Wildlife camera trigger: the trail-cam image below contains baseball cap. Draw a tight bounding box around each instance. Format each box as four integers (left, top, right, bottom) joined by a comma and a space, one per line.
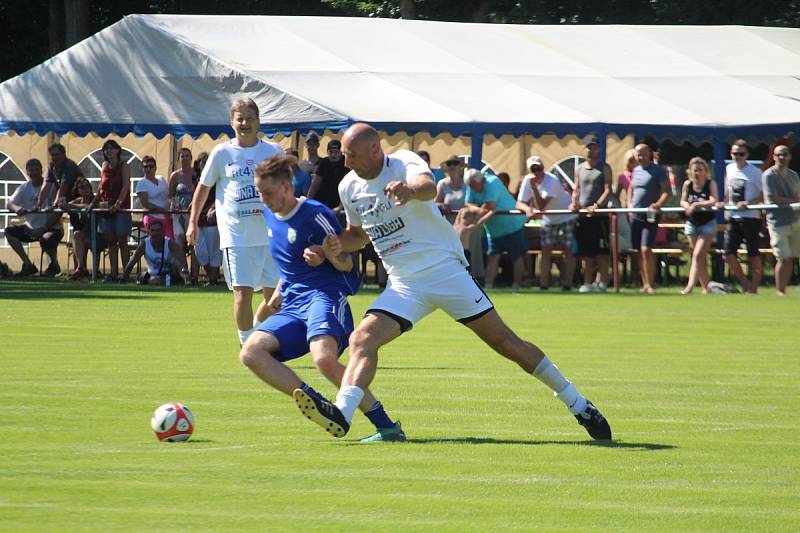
327, 139, 342, 151
305, 131, 320, 143
526, 156, 543, 169
583, 134, 599, 146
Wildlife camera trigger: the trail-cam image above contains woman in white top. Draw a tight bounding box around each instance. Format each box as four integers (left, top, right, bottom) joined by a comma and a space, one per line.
135, 155, 174, 238
435, 155, 484, 278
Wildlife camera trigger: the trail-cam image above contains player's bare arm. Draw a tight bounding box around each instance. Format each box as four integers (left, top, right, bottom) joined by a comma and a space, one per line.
321, 234, 353, 272
384, 172, 436, 205
338, 224, 371, 253
187, 183, 211, 246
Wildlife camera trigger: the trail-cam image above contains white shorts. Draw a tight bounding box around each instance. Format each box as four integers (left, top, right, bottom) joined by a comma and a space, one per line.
367, 263, 494, 331
222, 244, 279, 291
195, 226, 222, 268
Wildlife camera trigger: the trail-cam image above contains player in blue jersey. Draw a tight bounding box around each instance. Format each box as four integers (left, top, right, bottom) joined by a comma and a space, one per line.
238, 155, 405, 443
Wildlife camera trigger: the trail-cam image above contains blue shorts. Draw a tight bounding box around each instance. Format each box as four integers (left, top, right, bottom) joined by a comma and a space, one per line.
99, 212, 132, 238
486, 227, 528, 260
630, 218, 658, 249
257, 289, 354, 362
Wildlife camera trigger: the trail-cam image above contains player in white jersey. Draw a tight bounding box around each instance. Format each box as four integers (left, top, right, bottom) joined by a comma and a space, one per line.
187, 98, 284, 345
293, 123, 612, 441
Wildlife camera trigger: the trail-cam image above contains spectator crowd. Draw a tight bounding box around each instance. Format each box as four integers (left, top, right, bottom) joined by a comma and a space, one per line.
2, 135, 799, 295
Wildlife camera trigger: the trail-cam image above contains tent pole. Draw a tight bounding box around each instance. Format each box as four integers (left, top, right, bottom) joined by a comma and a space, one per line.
598, 126, 619, 292
470, 125, 483, 169
712, 135, 728, 281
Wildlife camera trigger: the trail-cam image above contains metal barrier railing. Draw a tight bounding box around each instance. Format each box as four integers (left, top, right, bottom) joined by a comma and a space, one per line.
1, 203, 798, 287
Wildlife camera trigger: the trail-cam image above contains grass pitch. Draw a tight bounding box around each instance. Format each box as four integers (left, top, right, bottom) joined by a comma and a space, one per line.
1, 280, 798, 531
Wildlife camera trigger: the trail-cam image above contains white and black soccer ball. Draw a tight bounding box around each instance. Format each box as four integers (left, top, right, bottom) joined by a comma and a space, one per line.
151, 402, 195, 442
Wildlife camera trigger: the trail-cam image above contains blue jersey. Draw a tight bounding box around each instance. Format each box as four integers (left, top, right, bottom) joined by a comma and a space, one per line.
264, 198, 360, 298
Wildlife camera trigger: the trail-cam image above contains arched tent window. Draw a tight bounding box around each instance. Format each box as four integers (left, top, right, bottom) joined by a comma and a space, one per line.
79, 147, 143, 206
0, 152, 27, 209
1, 153, 27, 246
550, 155, 583, 191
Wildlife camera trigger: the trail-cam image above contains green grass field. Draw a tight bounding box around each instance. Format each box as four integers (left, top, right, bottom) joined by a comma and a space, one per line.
1, 280, 798, 532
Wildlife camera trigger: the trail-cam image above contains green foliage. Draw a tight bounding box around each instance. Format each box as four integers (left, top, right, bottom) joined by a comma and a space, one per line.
1, 281, 798, 530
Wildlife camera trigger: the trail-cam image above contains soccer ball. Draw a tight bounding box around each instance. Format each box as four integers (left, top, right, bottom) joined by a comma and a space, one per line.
151, 402, 195, 442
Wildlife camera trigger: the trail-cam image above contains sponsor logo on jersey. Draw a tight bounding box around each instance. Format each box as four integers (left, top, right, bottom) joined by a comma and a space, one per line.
378, 239, 411, 256
235, 185, 259, 202
365, 217, 405, 240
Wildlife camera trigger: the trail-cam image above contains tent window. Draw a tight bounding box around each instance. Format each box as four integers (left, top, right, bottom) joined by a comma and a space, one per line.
550, 155, 584, 190
1, 152, 27, 246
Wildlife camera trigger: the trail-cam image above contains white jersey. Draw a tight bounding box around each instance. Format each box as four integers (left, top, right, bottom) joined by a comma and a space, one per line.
144, 236, 172, 276
200, 138, 284, 248
725, 162, 763, 219
518, 172, 576, 225
339, 150, 468, 280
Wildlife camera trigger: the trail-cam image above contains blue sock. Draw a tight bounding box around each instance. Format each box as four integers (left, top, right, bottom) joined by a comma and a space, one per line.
300, 383, 324, 401
364, 401, 394, 430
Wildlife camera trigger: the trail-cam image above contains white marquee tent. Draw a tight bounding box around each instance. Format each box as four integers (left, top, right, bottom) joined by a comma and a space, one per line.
2, 14, 800, 145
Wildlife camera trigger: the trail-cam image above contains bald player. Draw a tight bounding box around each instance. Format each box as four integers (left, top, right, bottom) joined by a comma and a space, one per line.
292, 123, 612, 441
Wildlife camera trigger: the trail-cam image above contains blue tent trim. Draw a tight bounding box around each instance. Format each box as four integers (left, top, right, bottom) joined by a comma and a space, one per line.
1, 119, 796, 143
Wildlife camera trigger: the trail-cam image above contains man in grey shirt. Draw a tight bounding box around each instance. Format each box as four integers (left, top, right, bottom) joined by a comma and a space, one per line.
628, 144, 670, 294
571, 135, 612, 293
762, 144, 800, 295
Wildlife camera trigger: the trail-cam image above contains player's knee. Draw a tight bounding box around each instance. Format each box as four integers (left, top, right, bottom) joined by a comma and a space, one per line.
348, 329, 378, 359
312, 353, 340, 379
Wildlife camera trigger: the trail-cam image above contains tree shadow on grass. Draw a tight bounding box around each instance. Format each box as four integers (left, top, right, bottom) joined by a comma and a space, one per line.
401, 437, 675, 451
0, 280, 158, 301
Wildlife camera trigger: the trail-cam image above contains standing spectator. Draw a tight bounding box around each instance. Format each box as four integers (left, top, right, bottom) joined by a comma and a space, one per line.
762, 144, 800, 296
186, 98, 283, 345
298, 131, 321, 175
436, 155, 485, 279
571, 135, 612, 293
121, 218, 189, 286
628, 144, 670, 294
87, 140, 132, 282
517, 156, 577, 290
67, 177, 107, 280
417, 150, 443, 182
5, 159, 63, 277
679, 157, 719, 294
466, 169, 527, 289
135, 156, 173, 238
169, 149, 195, 238
286, 149, 312, 197
723, 140, 764, 294
435, 155, 466, 217
616, 149, 637, 206
308, 139, 348, 211
192, 152, 221, 286
36, 143, 85, 211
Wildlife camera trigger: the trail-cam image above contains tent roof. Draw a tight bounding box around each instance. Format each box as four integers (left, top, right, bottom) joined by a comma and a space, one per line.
1, 14, 799, 140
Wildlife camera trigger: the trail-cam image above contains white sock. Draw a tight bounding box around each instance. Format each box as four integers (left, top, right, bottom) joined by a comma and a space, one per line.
238, 327, 255, 346
532, 356, 587, 415
335, 386, 365, 423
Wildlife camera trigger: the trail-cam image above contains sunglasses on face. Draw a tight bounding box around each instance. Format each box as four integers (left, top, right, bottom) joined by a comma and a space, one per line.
446, 162, 461, 167
143, 164, 155, 169
732, 152, 747, 157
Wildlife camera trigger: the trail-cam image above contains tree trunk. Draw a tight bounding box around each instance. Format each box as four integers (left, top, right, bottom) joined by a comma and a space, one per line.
49, 0, 64, 56
63, 0, 90, 48
400, 0, 417, 19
